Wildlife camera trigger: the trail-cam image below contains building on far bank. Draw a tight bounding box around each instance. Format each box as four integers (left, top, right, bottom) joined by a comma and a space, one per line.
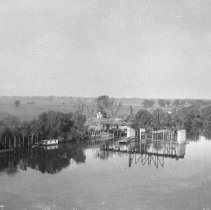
97, 112, 103, 119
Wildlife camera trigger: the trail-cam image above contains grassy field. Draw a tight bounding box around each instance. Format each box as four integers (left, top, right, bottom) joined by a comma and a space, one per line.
0, 100, 140, 122
0, 96, 142, 122
1, 96, 209, 122
0, 103, 76, 122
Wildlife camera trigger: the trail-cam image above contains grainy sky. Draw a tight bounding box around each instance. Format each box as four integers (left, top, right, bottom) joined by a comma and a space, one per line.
0, 0, 211, 98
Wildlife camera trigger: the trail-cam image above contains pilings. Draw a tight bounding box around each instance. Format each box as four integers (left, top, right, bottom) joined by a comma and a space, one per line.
0, 133, 39, 151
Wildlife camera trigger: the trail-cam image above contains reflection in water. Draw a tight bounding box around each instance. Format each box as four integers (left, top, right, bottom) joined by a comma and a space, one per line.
98, 139, 187, 169
128, 141, 186, 169
0, 143, 86, 175
0, 139, 187, 176
187, 131, 200, 141
0, 137, 188, 175
1, 137, 211, 209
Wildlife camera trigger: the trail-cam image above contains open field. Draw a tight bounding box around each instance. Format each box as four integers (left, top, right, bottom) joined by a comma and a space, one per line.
0, 103, 142, 122
0, 96, 145, 122
1, 96, 211, 122
0, 103, 76, 122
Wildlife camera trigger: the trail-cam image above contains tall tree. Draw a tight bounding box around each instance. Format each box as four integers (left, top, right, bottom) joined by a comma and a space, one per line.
142, 99, 155, 109
74, 100, 86, 115
165, 100, 171, 107
151, 109, 172, 129
126, 105, 134, 122
14, 100, 20, 108
158, 99, 165, 107
134, 109, 152, 128
129, 105, 134, 116
173, 99, 180, 107
96, 95, 115, 118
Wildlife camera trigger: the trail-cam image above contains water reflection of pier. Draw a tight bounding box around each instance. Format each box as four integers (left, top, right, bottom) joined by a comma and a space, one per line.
129, 153, 165, 169
99, 128, 187, 168
128, 141, 186, 169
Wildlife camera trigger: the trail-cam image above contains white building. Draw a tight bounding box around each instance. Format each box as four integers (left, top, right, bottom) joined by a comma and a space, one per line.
127, 127, 135, 138
96, 111, 103, 119
177, 130, 186, 143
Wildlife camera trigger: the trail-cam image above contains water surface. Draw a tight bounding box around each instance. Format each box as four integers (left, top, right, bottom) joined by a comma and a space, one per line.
0, 137, 211, 210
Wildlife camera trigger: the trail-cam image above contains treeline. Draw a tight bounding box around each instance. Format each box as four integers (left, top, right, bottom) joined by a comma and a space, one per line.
128, 105, 211, 139
0, 111, 88, 146
142, 99, 211, 109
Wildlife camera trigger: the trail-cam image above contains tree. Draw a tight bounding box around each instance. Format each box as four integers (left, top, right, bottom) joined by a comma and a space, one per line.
142, 99, 155, 109
176, 106, 203, 132
173, 99, 180, 107
74, 100, 86, 115
126, 105, 134, 123
180, 100, 186, 107
33, 111, 75, 139
134, 109, 152, 128
151, 109, 172, 129
14, 100, 20, 108
129, 105, 133, 116
2, 115, 20, 127
96, 95, 115, 118
165, 100, 171, 107
112, 102, 122, 118
158, 99, 165, 107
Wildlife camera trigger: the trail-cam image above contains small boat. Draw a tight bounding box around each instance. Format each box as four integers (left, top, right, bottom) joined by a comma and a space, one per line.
40, 139, 59, 146
42, 145, 59, 150
31, 144, 38, 148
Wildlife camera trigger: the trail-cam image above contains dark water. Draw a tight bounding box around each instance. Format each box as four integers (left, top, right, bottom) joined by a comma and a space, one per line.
0, 138, 211, 210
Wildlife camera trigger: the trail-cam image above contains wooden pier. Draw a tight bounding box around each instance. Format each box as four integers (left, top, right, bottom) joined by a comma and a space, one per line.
0, 133, 39, 153
127, 138, 186, 168
101, 128, 187, 168
140, 129, 177, 143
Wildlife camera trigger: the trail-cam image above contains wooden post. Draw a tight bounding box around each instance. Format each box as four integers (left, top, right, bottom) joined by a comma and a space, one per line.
163, 131, 164, 143
14, 136, 16, 148
31, 134, 34, 145
4, 136, 6, 149
19, 136, 21, 148
22, 134, 24, 147
9, 136, 11, 149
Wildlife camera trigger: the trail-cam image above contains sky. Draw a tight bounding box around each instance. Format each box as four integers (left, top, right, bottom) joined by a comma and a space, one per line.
0, 0, 211, 99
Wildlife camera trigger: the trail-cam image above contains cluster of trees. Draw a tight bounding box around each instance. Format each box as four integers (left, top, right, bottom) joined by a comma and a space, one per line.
172, 99, 186, 107
30, 111, 87, 140
96, 95, 122, 118
143, 99, 211, 110
0, 111, 88, 147
142, 99, 155, 109
201, 106, 211, 138
158, 99, 171, 107
132, 109, 172, 129
130, 105, 211, 139
142, 99, 172, 109
14, 100, 20, 108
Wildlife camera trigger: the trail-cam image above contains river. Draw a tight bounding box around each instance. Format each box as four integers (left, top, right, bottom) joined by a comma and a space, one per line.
0, 137, 211, 210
